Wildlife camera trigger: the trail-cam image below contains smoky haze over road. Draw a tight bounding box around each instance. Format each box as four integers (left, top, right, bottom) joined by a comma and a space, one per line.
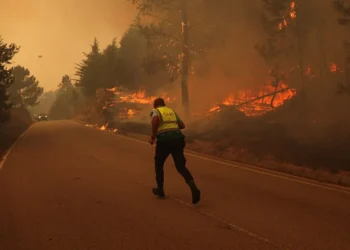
0, 121, 349, 250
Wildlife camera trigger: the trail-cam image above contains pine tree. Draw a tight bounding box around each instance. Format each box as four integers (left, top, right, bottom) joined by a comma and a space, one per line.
75, 38, 104, 97
256, 0, 317, 115
101, 38, 121, 89
130, 0, 225, 117
9, 65, 44, 107
0, 37, 19, 123
49, 75, 79, 119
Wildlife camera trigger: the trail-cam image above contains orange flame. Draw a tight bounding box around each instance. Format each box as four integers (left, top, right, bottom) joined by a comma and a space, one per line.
102, 87, 175, 119
119, 108, 139, 119
209, 81, 296, 116
100, 123, 108, 131
278, 1, 296, 30
106, 88, 175, 105
330, 63, 338, 72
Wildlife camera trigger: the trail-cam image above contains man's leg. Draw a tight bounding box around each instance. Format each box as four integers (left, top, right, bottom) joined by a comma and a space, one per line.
170, 138, 201, 204
153, 141, 170, 198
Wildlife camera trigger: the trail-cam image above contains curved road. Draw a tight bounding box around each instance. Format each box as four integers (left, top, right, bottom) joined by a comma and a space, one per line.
0, 120, 349, 250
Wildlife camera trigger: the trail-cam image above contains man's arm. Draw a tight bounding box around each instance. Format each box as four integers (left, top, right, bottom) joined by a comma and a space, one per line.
178, 120, 185, 129
175, 113, 185, 129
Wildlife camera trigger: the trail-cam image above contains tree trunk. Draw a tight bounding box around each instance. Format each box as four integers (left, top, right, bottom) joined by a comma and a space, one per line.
18, 88, 24, 107
317, 21, 328, 79
345, 48, 350, 89
181, 0, 190, 118
296, 28, 307, 119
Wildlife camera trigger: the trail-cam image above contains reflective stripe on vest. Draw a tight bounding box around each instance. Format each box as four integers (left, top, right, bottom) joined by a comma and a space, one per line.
156, 106, 179, 135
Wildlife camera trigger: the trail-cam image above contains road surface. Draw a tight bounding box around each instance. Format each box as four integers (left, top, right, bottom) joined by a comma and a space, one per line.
0, 120, 349, 250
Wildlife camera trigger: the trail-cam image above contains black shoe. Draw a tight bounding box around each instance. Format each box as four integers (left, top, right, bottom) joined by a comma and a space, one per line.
187, 180, 201, 204
152, 188, 165, 198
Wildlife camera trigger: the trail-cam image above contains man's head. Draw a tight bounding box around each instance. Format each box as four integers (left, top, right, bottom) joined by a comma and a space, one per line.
153, 97, 166, 109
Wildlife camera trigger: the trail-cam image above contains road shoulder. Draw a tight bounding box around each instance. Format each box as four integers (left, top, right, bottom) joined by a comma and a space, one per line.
73, 119, 350, 191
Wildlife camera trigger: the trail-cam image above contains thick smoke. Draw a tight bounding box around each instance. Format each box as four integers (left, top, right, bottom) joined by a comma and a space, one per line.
186, 0, 350, 116
0, 0, 137, 91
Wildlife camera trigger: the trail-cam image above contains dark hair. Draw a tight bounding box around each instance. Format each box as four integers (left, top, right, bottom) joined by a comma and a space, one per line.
153, 97, 165, 108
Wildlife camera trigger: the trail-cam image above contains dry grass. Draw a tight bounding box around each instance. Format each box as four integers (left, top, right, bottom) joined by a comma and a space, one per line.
117, 131, 350, 187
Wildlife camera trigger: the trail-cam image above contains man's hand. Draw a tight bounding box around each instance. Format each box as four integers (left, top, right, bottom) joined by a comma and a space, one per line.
149, 136, 155, 145
178, 120, 185, 129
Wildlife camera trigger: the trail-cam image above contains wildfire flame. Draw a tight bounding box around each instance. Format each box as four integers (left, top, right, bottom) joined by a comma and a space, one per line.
127, 109, 137, 116
278, 1, 296, 30
118, 108, 139, 119
330, 63, 338, 72
102, 87, 175, 120
100, 123, 108, 131
106, 87, 174, 105
209, 81, 296, 116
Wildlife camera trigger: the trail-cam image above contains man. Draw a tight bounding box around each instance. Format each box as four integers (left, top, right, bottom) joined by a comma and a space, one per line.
149, 98, 201, 204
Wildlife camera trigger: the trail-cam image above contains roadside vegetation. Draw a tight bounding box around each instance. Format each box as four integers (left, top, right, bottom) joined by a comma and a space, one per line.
0, 37, 44, 157
2, 1, 350, 183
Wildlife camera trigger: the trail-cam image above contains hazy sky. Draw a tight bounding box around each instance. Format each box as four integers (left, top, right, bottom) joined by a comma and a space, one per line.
0, 0, 136, 91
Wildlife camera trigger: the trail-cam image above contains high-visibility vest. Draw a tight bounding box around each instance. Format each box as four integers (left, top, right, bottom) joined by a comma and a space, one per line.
155, 106, 179, 135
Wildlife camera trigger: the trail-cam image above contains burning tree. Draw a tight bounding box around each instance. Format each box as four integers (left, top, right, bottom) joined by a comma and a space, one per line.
256, 0, 321, 116
102, 87, 175, 122
130, 0, 231, 117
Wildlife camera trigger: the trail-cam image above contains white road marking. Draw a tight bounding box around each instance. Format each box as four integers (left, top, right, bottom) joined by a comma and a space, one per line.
90, 153, 280, 248
112, 133, 350, 195
78, 121, 350, 194
0, 126, 31, 169
169, 196, 283, 248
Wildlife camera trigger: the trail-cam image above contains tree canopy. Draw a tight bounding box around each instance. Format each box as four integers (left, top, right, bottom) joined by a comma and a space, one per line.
9, 65, 44, 108
49, 75, 80, 120
0, 37, 19, 123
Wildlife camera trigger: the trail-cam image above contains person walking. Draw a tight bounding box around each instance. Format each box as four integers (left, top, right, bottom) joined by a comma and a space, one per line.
149, 98, 201, 204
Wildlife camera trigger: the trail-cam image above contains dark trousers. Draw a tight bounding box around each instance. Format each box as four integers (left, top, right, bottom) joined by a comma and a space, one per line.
154, 137, 194, 189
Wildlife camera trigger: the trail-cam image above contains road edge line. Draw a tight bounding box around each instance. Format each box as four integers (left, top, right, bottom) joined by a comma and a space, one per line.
74, 120, 350, 195
113, 133, 350, 195
0, 124, 32, 170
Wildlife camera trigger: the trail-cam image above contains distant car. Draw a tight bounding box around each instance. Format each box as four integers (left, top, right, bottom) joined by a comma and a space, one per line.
36, 114, 48, 121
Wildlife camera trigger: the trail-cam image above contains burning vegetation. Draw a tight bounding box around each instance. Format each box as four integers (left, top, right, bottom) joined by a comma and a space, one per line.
66, 0, 350, 173
278, 1, 297, 30
99, 87, 175, 121
209, 81, 296, 116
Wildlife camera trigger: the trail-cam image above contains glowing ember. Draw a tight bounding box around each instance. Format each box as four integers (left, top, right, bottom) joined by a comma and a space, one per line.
290, 1, 296, 18
119, 108, 139, 119
278, 1, 296, 30
127, 109, 137, 116
210, 81, 296, 116
330, 63, 338, 72
209, 106, 220, 113
100, 123, 108, 131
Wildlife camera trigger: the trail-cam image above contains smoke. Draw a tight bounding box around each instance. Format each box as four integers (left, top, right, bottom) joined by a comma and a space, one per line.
187, 0, 267, 114
0, 0, 137, 91
186, 0, 350, 116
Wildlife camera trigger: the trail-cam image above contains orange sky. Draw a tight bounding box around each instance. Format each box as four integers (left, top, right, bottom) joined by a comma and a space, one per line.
0, 0, 136, 91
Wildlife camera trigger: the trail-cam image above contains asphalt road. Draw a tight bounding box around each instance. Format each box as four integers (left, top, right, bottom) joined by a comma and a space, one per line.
0, 120, 349, 250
